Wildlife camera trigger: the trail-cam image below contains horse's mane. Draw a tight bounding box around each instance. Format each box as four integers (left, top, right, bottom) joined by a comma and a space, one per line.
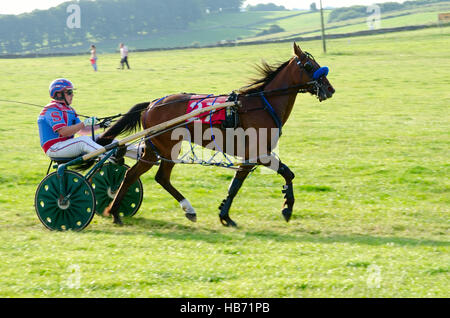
238, 59, 291, 95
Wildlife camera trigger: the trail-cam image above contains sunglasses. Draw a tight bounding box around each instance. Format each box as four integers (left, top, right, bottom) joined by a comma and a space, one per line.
65, 90, 74, 96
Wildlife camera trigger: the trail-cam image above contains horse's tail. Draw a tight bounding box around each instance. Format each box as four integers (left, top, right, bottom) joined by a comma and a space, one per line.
96, 102, 150, 146
70, 102, 149, 172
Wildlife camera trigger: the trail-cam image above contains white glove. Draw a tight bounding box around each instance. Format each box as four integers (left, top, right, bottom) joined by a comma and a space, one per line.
99, 119, 112, 128
83, 117, 99, 127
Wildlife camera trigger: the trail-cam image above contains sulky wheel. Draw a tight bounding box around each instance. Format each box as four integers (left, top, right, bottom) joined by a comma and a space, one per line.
35, 170, 96, 231
91, 163, 143, 218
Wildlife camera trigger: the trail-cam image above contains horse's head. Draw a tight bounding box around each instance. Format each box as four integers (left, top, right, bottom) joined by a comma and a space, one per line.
292, 42, 335, 102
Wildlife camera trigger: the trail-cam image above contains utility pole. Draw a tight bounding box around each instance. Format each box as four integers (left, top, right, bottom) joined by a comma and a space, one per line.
319, 0, 327, 53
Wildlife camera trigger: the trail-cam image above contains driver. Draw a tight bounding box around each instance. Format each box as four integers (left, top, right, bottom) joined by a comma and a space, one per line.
37, 78, 103, 159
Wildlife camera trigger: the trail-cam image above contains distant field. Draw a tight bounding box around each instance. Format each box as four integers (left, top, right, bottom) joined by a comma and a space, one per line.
305, 11, 448, 37
239, 3, 450, 43
125, 2, 450, 49
10, 3, 450, 54
0, 27, 448, 297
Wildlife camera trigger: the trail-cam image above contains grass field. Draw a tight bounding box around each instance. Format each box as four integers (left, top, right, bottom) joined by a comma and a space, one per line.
0, 26, 449, 298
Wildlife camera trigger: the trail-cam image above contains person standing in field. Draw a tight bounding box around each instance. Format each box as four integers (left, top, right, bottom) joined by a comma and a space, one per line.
90, 45, 98, 72
119, 43, 130, 70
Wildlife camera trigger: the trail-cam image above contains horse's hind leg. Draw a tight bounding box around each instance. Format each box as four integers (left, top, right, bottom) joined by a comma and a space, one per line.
104, 153, 156, 225
154, 161, 197, 222
219, 165, 255, 227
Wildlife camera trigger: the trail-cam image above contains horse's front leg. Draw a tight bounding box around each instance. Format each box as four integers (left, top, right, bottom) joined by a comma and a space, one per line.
260, 156, 295, 222
277, 162, 295, 222
219, 165, 255, 227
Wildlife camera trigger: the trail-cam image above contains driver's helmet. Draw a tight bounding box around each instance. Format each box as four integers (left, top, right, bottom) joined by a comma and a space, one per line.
49, 78, 75, 99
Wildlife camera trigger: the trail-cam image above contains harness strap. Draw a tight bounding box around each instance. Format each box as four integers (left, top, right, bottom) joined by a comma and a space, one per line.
208, 97, 234, 166
91, 124, 95, 142
259, 93, 282, 137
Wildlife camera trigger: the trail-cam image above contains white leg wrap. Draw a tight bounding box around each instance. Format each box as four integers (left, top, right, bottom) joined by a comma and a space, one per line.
180, 199, 196, 215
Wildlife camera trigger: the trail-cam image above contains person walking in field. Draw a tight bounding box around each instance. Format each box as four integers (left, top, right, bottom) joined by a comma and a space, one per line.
119, 43, 130, 69
38, 78, 103, 159
90, 44, 98, 71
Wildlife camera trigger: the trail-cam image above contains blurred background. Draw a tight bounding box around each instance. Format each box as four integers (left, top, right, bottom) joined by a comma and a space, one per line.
1, 0, 449, 56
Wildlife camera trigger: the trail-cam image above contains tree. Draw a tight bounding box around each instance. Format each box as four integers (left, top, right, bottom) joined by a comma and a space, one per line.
0, 0, 240, 54
310, 2, 317, 11
247, 3, 288, 11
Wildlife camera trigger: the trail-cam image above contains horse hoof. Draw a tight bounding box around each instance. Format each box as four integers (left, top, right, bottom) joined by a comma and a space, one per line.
220, 216, 237, 228
282, 208, 292, 222
185, 213, 197, 222
180, 200, 196, 222
113, 216, 124, 226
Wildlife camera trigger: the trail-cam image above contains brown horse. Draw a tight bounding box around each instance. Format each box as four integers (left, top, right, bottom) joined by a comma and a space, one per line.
96, 42, 335, 227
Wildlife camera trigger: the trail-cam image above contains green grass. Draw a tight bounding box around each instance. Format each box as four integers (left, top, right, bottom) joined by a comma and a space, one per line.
0, 26, 449, 297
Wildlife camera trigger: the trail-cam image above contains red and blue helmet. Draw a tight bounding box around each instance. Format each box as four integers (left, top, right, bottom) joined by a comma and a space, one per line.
49, 78, 75, 99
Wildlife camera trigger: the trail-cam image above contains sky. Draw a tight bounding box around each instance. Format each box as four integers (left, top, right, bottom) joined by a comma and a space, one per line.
0, 0, 405, 15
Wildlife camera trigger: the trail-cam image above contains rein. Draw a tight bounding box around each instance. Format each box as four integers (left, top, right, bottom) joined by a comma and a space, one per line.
0, 99, 120, 127
100, 81, 316, 123
3, 54, 323, 130
92, 81, 317, 137
0, 99, 91, 118
147, 81, 314, 109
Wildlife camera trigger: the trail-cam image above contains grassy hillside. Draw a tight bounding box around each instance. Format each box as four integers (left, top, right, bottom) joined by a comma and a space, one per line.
239, 2, 450, 43
93, 11, 307, 53
0, 26, 448, 297
5, 1, 450, 55
115, 1, 450, 51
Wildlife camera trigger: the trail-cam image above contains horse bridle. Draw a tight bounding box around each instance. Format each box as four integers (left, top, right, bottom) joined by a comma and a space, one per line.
294, 52, 324, 97
248, 52, 329, 136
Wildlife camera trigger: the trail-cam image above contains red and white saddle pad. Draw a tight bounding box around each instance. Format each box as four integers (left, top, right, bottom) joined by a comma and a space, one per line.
186, 95, 228, 124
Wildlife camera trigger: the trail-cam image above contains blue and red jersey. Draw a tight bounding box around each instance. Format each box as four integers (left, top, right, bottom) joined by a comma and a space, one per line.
37, 101, 81, 153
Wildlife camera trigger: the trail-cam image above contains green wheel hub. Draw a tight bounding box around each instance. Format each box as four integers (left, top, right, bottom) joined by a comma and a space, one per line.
35, 171, 96, 231
91, 163, 143, 217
